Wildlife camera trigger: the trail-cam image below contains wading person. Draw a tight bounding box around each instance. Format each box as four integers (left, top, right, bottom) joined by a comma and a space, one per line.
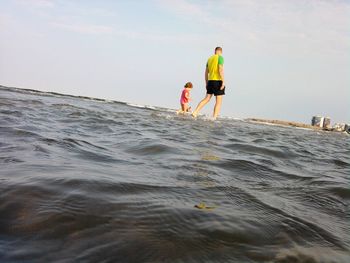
176, 82, 193, 114
192, 47, 225, 119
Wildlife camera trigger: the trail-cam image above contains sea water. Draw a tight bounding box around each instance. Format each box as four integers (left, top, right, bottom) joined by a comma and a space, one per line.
0, 85, 349, 263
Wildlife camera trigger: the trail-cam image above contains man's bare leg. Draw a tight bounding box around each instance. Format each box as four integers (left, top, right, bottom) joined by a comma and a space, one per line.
213, 95, 223, 119
192, 94, 212, 117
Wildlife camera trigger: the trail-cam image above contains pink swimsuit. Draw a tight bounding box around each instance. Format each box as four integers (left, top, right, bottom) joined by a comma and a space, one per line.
180, 89, 189, 104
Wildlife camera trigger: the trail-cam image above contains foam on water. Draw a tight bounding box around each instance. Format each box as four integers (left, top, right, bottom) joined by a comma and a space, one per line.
1, 85, 349, 263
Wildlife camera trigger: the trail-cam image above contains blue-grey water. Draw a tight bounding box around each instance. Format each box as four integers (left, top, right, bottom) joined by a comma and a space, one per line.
0, 85, 349, 263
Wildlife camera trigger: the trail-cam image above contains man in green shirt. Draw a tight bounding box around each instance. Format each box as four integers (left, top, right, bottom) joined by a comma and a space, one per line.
192, 47, 225, 119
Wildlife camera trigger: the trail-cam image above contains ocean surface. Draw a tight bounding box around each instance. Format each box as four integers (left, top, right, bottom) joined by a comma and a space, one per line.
0, 85, 349, 263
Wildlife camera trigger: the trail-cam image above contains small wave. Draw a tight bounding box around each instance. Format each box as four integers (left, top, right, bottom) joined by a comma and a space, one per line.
50, 103, 86, 110
220, 116, 244, 121
328, 186, 350, 199
332, 158, 349, 167
126, 102, 158, 111
0, 126, 42, 140
126, 142, 180, 156
273, 246, 350, 263
224, 142, 296, 159
38, 137, 123, 163
126, 103, 147, 108
0, 157, 24, 163
0, 109, 24, 117
210, 158, 272, 176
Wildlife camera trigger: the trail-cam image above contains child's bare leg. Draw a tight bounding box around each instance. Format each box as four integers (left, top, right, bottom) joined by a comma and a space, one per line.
177, 104, 188, 115
177, 104, 184, 114
182, 103, 189, 113
192, 94, 212, 117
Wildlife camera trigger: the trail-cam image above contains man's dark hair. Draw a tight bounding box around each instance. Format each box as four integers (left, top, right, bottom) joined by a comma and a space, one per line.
215, 47, 222, 52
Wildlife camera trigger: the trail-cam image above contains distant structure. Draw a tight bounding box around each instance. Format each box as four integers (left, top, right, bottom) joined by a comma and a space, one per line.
333, 123, 349, 132
311, 116, 331, 129
312, 116, 349, 133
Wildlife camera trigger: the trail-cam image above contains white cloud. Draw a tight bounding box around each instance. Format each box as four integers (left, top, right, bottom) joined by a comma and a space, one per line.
156, 0, 212, 25
75, 7, 117, 18
157, 0, 350, 56
51, 22, 114, 35
158, 0, 206, 18
51, 22, 193, 42
0, 13, 13, 24
15, 0, 54, 8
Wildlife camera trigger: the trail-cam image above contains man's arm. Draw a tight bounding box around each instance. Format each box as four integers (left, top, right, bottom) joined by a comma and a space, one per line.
219, 65, 225, 90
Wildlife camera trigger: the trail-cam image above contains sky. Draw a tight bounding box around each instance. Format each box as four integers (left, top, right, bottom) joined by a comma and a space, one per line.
0, 0, 349, 123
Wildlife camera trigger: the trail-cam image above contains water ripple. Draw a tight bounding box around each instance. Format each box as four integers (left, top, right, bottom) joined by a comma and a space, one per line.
1, 85, 349, 263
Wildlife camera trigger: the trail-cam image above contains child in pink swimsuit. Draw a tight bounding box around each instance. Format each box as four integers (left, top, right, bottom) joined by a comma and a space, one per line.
177, 82, 193, 114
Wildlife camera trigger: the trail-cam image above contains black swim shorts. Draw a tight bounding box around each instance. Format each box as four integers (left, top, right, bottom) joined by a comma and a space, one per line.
206, 80, 225, 96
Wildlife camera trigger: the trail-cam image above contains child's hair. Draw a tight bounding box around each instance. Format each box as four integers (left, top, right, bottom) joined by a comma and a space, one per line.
184, 82, 193, 89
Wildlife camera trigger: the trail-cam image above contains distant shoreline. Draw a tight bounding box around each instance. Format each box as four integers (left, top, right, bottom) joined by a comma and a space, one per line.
246, 118, 349, 134
247, 118, 319, 129
1, 84, 348, 134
